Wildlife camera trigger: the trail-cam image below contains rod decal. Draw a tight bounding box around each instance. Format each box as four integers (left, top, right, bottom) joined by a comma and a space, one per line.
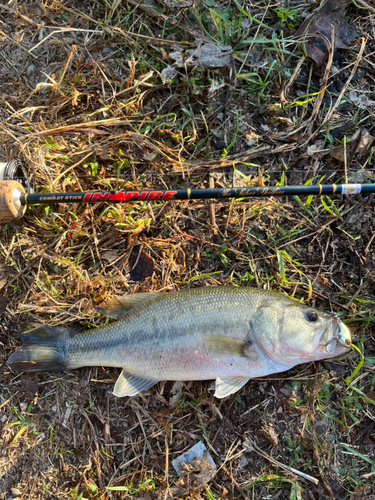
341, 184, 361, 195
82, 190, 178, 203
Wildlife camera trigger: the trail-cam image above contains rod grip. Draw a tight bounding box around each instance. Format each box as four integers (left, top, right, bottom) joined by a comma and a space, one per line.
0, 181, 26, 221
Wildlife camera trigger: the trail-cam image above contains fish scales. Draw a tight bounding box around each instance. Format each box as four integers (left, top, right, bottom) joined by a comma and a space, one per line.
67, 288, 272, 380
7, 286, 352, 399
67, 287, 276, 378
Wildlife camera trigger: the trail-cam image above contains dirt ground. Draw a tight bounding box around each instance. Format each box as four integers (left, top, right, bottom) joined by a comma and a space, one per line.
0, 0, 375, 499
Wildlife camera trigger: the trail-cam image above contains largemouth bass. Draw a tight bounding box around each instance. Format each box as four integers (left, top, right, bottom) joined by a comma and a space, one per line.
7, 287, 351, 399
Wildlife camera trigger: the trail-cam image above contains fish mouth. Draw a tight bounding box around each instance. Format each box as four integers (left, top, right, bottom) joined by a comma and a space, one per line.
338, 321, 351, 347
319, 317, 351, 354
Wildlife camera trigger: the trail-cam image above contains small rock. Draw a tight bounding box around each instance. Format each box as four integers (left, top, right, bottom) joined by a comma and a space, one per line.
173, 441, 216, 477
11, 488, 22, 497
26, 64, 35, 74
243, 439, 254, 452
280, 388, 292, 398
169, 43, 232, 68
169, 381, 184, 406
34, 432, 46, 445
161, 65, 177, 83
102, 250, 119, 262
79, 377, 88, 388
315, 417, 330, 435
307, 142, 326, 156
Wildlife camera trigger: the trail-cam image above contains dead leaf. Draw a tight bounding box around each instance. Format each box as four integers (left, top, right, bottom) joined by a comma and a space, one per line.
365, 392, 375, 402
173, 441, 216, 487
165, 0, 193, 7
20, 374, 38, 402
258, 421, 279, 448
169, 43, 232, 68
161, 65, 177, 83
128, 246, 154, 281
102, 250, 120, 262
152, 410, 172, 427
331, 128, 375, 162
169, 381, 184, 406
0, 296, 7, 316
0, 273, 11, 291
348, 90, 375, 110
295, 0, 357, 66
307, 143, 326, 156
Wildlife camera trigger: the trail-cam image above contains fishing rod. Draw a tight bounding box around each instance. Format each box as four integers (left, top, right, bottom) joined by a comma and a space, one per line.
0, 159, 374, 221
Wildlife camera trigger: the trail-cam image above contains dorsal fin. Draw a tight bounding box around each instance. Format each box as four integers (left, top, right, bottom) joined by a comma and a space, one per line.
96, 292, 161, 319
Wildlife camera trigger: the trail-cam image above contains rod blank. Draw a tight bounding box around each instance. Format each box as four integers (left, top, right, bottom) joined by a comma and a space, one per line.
20, 183, 374, 205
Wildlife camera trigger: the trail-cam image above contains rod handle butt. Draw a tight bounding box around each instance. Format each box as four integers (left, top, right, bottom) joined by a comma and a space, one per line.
0, 181, 26, 221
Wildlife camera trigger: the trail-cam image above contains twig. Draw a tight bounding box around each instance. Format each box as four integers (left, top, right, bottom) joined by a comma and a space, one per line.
346, 278, 370, 307
0, 3, 38, 27
28, 28, 102, 55
53, 151, 93, 187
344, 133, 348, 183
283, 55, 306, 101
307, 26, 335, 136
365, 232, 375, 253
209, 176, 217, 231
0, 30, 38, 60
0, 391, 19, 409
352, 0, 375, 13
244, 437, 319, 485
304, 37, 366, 146
309, 369, 336, 500
58, 45, 77, 86
281, 284, 351, 311
176, 143, 296, 172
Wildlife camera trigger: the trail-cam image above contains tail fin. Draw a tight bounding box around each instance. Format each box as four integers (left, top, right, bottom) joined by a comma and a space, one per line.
7, 325, 74, 372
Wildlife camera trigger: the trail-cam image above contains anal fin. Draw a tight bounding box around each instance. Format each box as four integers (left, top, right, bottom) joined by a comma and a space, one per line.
113, 370, 158, 397
212, 376, 250, 399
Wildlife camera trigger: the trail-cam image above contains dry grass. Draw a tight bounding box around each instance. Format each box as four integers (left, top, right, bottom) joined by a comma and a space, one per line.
0, 0, 375, 499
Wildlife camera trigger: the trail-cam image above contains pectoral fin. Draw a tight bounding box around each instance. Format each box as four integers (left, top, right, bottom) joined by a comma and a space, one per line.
211, 376, 250, 399
97, 292, 161, 319
203, 336, 252, 357
113, 370, 158, 397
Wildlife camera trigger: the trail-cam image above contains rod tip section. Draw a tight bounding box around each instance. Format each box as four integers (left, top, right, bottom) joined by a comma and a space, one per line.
0, 181, 26, 221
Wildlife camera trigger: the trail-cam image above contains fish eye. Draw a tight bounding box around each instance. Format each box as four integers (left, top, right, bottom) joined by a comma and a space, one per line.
305, 311, 318, 323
